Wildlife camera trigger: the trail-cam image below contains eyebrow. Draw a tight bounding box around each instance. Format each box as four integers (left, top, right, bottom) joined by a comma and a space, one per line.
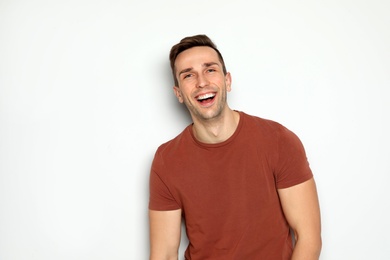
178, 67, 193, 77
178, 62, 220, 77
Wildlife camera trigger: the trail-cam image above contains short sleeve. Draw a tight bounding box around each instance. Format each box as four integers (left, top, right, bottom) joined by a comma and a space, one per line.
148, 152, 181, 211
274, 126, 313, 189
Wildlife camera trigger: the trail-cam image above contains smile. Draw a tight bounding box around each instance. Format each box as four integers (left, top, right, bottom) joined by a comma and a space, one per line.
196, 93, 216, 103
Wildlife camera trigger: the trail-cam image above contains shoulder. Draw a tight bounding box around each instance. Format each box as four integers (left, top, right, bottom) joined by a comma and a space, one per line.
238, 111, 305, 150
154, 125, 193, 162
239, 111, 287, 136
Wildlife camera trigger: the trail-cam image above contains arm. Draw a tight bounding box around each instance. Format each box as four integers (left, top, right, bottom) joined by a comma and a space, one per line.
149, 209, 182, 260
278, 178, 322, 260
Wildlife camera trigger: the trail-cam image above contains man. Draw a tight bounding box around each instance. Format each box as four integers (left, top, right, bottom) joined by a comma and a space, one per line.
149, 34, 321, 260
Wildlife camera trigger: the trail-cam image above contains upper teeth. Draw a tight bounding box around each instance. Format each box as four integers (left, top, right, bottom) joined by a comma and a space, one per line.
197, 93, 215, 100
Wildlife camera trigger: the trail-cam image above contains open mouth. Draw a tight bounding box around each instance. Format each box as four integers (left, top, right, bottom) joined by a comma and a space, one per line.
196, 93, 216, 103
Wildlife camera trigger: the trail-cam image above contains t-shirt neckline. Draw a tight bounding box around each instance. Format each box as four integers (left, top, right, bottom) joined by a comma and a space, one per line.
187, 111, 245, 148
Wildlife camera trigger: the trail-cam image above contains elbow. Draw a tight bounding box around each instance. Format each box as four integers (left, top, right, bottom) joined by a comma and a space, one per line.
312, 235, 322, 257
150, 255, 178, 260
310, 230, 322, 256
150, 251, 178, 260
294, 230, 322, 258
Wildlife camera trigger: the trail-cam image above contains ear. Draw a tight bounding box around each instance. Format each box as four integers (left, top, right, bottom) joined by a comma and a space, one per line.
225, 72, 232, 92
173, 86, 184, 103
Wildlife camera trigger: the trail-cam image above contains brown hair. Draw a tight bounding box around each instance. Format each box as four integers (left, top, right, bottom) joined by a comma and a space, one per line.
169, 34, 227, 86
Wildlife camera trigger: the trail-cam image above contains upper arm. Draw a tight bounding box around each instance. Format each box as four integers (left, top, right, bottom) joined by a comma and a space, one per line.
278, 178, 321, 247
149, 209, 182, 260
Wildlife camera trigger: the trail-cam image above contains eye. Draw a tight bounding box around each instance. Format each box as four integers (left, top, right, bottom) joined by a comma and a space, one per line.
183, 74, 192, 79
207, 68, 216, 73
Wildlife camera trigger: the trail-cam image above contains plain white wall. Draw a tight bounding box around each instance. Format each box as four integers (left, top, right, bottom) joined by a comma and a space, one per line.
1, 0, 389, 259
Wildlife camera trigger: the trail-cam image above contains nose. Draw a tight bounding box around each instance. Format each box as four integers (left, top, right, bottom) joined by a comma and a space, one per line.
197, 74, 209, 88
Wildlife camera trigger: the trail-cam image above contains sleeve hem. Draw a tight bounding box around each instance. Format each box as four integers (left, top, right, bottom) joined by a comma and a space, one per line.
276, 174, 313, 190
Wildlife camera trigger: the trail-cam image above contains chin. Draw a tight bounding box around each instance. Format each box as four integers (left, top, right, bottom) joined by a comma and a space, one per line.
198, 108, 224, 121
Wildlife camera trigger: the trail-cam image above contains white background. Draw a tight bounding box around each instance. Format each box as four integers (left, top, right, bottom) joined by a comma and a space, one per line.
1, 0, 389, 259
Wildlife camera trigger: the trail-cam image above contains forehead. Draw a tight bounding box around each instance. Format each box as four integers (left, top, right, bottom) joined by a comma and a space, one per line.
175, 46, 220, 69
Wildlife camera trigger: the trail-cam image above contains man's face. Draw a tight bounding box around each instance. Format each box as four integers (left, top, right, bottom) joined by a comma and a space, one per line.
173, 46, 232, 122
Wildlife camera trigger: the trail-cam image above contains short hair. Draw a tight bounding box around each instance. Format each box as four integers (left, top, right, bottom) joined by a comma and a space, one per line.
169, 34, 227, 86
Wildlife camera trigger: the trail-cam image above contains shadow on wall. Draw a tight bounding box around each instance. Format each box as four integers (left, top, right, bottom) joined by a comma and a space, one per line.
143, 152, 154, 258
172, 98, 192, 126
163, 60, 193, 126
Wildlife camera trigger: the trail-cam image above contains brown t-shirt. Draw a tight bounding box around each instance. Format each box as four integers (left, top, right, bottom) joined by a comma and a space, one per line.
149, 111, 313, 260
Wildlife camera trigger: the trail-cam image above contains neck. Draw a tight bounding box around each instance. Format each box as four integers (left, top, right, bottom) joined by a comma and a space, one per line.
191, 108, 240, 144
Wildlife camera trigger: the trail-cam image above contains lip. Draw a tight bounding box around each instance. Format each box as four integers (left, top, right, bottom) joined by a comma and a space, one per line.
195, 91, 217, 107
195, 91, 216, 100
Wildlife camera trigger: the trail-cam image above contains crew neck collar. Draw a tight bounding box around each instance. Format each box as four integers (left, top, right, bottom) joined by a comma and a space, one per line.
188, 111, 244, 148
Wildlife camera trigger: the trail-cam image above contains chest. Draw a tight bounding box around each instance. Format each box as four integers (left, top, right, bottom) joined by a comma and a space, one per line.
168, 143, 279, 215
